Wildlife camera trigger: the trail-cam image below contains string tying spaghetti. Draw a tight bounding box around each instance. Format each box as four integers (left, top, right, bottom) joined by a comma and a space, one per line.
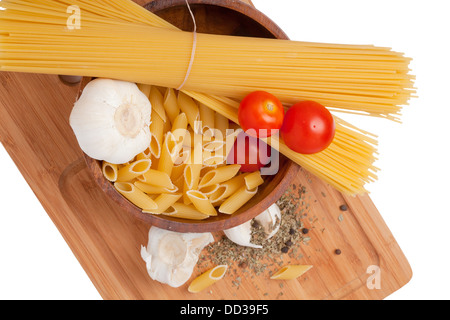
176, 0, 197, 91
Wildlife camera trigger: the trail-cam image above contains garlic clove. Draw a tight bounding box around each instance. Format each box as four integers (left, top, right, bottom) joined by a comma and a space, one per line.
253, 203, 282, 240
70, 78, 152, 164
224, 203, 282, 248
140, 226, 214, 288
223, 220, 263, 249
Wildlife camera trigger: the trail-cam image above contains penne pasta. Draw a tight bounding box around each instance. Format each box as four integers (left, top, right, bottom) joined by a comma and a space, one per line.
199, 184, 219, 196
208, 185, 227, 204
203, 140, 225, 153
135, 147, 152, 160
172, 174, 186, 193
186, 190, 218, 216
163, 87, 180, 125
171, 112, 188, 144
143, 193, 182, 214
188, 265, 228, 293
149, 86, 167, 123
218, 173, 250, 199
171, 162, 187, 182
138, 169, 174, 189
218, 186, 258, 214
184, 162, 202, 190
157, 132, 180, 177
182, 155, 203, 204
102, 161, 118, 182
114, 181, 158, 211
137, 83, 151, 97
117, 159, 152, 182
177, 91, 201, 133
203, 153, 226, 167
244, 171, 265, 190
162, 203, 209, 220
149, 109, 165, 158
199, 164, 241, 188
214, 112, 229, 140
199, 103, 215, 141
134, 181, 178, 194
270, 265, 313, 280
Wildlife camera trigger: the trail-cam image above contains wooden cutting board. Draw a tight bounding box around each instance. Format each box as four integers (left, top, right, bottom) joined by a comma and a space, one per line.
0, 2, 411, 300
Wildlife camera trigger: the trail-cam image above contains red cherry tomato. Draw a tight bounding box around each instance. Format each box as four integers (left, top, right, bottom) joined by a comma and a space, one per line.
238, 91, 284, 138
227, 131, 272, 172
280, 101, 335, 154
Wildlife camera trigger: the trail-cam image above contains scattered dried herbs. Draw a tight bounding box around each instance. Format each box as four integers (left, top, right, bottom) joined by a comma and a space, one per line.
197, 183, 313, 292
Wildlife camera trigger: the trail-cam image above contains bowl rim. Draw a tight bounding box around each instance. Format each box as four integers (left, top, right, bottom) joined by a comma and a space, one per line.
80, 0, 301, 233
144, 0, 289, 40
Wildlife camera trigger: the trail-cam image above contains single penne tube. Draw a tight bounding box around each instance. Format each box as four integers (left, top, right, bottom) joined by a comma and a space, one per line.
143, 193, 182, 214
114, 182, 158, 211
208, 185, 227, 204
158, 132, 179, 177
188, 265, 228, 293
138, 169, 174, 189
184, 161, 203, 190
270, 265, 313, 280
214, 112, 229, 139
149, 110, 165, 158
244, 171, 265, 190
162, 203, 210, 221
211, 172, 249, 202
184, 154, 203, 189
137, 83, 151, 98
225, 128, 243, 156
171, 112, 188, 144
171, 162, 187, 182
199, 103, 215, 141
173, 147, 191, 167
117, 159, 152, 182
186, 190, 218, 216
135, 147, 152, 160
149, 86, 167, 123
199, 184, 219, 196
203, 140, 225, 153
182, 127, 194, 148
172, 174, 186, 192
178, 91, 201, 133
182, 157, 202, 204
134, 181, 178, 194
102, 161, 118, 182
163, 87, 180, 125
198, 164, 241, 188
203, 154, 226, 167
218, 185, 258, 215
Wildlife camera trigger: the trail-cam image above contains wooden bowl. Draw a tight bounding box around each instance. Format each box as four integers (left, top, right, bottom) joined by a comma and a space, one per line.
81, 0, 300, 232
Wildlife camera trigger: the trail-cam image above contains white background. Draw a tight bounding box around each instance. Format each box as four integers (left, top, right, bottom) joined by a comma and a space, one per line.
1, 0, 449, 300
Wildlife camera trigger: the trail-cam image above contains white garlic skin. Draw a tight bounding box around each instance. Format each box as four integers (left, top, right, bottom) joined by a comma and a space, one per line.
70, 78, 152, 164
253, 203, 281, 240
224, 203, 281, 248
140, 226, 214, 288
223, 219, 262, 249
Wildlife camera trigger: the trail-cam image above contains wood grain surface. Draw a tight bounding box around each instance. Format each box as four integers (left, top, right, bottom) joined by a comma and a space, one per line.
0, 0, 412, 300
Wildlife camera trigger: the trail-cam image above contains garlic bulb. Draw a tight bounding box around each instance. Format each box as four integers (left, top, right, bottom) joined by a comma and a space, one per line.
69, 78, 152, 164
224, 203, 281, 248
140, 226, 214, 288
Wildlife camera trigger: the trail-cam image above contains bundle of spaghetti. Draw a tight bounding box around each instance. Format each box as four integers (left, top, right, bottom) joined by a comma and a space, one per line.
0, 0, 395, 194
0, 0, 415, 121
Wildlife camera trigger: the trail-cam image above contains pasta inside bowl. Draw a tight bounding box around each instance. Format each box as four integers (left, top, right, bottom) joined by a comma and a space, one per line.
81, 0, 300, 233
